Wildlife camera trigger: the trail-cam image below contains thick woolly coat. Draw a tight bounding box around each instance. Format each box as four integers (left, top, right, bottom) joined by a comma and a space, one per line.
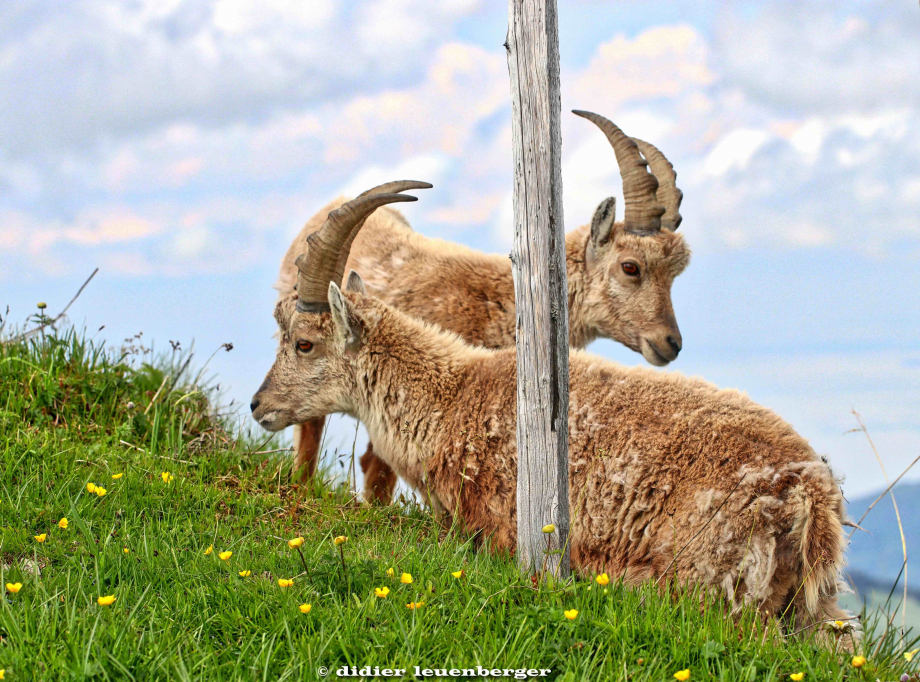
264, 290, 849, 626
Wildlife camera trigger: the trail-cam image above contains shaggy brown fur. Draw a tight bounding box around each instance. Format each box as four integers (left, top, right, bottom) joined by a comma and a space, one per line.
277, 197, 690, 502
252, 283, 851, 633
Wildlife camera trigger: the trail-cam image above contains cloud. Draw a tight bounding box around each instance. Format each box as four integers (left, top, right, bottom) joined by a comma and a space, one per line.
702, 128, 770, 176
686, 109, 920, 252
715, 0, 920, 114
568, 24, 714, 111
4, 3, 920, 283
0, 0, 483, 157
0, 207, 162, 252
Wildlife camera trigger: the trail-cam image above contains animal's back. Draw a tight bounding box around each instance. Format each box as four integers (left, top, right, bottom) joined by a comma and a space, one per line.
279, 197, 517, 348
425, 348, 845, 619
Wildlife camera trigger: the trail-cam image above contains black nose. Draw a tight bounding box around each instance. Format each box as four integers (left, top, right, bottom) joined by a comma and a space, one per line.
667, 335, 682, 355
250, 397, 260, 413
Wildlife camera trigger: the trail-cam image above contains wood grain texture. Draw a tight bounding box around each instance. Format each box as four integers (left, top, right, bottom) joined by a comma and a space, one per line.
505, 0, 571, 576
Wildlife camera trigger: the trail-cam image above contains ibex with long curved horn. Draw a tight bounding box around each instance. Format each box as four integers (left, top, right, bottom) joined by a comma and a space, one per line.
252, 178, 851, 642
275, 113, 690, 502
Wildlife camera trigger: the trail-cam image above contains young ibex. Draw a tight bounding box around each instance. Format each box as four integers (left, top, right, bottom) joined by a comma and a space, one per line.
252, 172, 849, 634
277, 112, 690, 503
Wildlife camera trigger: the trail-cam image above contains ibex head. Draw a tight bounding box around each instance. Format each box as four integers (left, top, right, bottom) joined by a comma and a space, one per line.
573, 111, 690, 366
251, 182, 430, 431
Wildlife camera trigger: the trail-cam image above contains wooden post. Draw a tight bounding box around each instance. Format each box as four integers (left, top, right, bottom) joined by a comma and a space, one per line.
505, 0, 570, 577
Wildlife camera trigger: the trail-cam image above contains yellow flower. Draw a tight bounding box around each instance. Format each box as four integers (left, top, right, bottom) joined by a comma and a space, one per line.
542, 524, 555, 534
123, 548, 130, 554
238, 570, 251, 577
401, 573, 413, 584
386, 568, 395, 577
299, 603, 312, 614
674, 670, 691, 682
218, 551, 232, 561
278, 578, 294, 588
851, 656, 866, 668
58, 517, 69, 529
451, 570, 463, 579
596, 573, 610, 586
34, 533, 46, 543
405, 601, 424, 610
563, 609, 579, 620
204, 545, 213, 555
95, 487, 107, 497
161, 472, 173, 483
111, 473, 123, 480
0, 667, 4, 679
6, 583, 22, 593
789, 674, 804, 681
834, 620, 844, 628
375, 587, 390, 598
333, 536, 347, 546
87, 483, 96, 493
288, 537, 305, 548
97, 595, 116, 606
905, 649, 919, 662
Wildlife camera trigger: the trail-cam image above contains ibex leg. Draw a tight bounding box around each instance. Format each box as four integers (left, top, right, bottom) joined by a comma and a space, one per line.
293, 415, 325, 483
359, 443, 397, 504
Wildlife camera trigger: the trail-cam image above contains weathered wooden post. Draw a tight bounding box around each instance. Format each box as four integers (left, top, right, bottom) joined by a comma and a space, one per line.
505, 0, 570, 577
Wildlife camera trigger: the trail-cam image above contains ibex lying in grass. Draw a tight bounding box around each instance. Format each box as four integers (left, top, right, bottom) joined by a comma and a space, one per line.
252, 175, 850, 635
277, 112, 690, 503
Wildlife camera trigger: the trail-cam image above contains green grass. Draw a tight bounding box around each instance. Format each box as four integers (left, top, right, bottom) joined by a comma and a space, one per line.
1, 329, 918, 681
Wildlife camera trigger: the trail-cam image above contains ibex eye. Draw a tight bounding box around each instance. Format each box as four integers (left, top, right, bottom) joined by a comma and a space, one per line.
621, 262, 640, 277
297, 340, 313, 353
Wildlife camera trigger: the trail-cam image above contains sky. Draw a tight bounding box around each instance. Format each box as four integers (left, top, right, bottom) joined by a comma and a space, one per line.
2, 0, 919, 500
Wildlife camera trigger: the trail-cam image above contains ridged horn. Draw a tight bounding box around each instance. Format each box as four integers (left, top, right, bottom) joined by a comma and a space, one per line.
358, 180, 433, 197
295, 192, 418, 312
632, 138, 682, 231
572, 110, 665, 235
327, 180, 433, 296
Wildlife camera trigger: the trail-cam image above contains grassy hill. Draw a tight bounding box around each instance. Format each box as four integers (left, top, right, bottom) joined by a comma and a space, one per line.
1, 329, 919, 681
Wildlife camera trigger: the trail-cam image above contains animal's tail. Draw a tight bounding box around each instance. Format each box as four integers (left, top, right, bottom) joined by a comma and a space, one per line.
787, 464, 848, 614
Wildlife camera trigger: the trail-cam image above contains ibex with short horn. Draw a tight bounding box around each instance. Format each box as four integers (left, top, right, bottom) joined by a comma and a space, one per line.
252, 176, 851, 639
276, 112, 690, 503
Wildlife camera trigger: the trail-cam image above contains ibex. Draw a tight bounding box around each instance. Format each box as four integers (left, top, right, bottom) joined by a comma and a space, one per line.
252, 158, 849, 636
276, 112, 690, 503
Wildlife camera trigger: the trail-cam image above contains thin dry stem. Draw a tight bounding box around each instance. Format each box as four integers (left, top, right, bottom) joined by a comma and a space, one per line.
7, 268, 99, 343
850, 409, 908, 633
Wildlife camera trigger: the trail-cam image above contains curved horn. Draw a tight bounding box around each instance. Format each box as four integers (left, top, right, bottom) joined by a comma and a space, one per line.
296, 192, 418, 312
632, 138, 682, 231
572, 110, 664, 235
341, 181, 433, 290
358, 180, 433, 197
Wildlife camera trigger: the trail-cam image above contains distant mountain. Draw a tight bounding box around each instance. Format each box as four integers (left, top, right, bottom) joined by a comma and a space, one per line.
845, 569, 920, 602
845, 482, 920, 585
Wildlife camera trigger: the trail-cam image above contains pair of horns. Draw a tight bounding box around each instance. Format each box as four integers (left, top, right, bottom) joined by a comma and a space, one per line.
572, 110, 682, 234
295, 181, 432, 311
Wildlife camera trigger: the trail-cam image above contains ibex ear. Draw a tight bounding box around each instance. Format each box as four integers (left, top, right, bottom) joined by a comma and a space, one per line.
328, 282, 364, 353
590, 196, 616, 248
345, 270, 367, 295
